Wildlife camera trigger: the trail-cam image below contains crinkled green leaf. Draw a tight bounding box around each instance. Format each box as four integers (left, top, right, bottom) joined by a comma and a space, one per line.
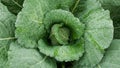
49, 24, 70, 45
0, 45, 8, 68
1, 0, 24, 15
38, 38, 84, 62
73, 0, 113, 68
7, 42, 57, 68
0, 2, 16, 68
95, 39, 120, 68
99, 0, 120, 39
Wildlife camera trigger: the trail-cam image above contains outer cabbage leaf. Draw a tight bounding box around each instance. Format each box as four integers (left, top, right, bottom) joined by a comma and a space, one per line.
1, 0, 24, 15
99, 0, 120, 39
15, 0, 74, 48
73, 0, 113, 68
0, 2, 16, 68
7, 42, 57, 68
95, 39, 120, 68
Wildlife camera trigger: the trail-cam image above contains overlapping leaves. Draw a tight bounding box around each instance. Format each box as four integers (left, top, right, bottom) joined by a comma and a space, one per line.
95, 39, 120, 68
7, 42, 57, 68
0, 2, 16, 68
99, 0, 120, 39
15, 0, 113, 67
0, 0, 119, 68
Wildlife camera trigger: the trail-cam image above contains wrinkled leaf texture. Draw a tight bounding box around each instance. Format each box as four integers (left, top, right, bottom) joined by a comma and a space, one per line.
15, 0, 113, 68
99, 0, 120, 39
95, 39, 120, 68
0, 2, 16, 68
7, 42, 57, 68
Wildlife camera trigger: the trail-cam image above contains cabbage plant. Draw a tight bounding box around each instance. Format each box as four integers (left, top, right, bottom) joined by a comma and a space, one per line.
0, 0, 120, 68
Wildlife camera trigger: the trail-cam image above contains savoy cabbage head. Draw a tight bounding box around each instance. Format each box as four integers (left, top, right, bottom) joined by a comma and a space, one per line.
0, 0, 120, 68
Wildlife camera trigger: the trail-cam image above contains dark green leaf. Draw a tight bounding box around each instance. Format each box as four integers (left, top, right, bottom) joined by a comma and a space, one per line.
1, 0, 24, 15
